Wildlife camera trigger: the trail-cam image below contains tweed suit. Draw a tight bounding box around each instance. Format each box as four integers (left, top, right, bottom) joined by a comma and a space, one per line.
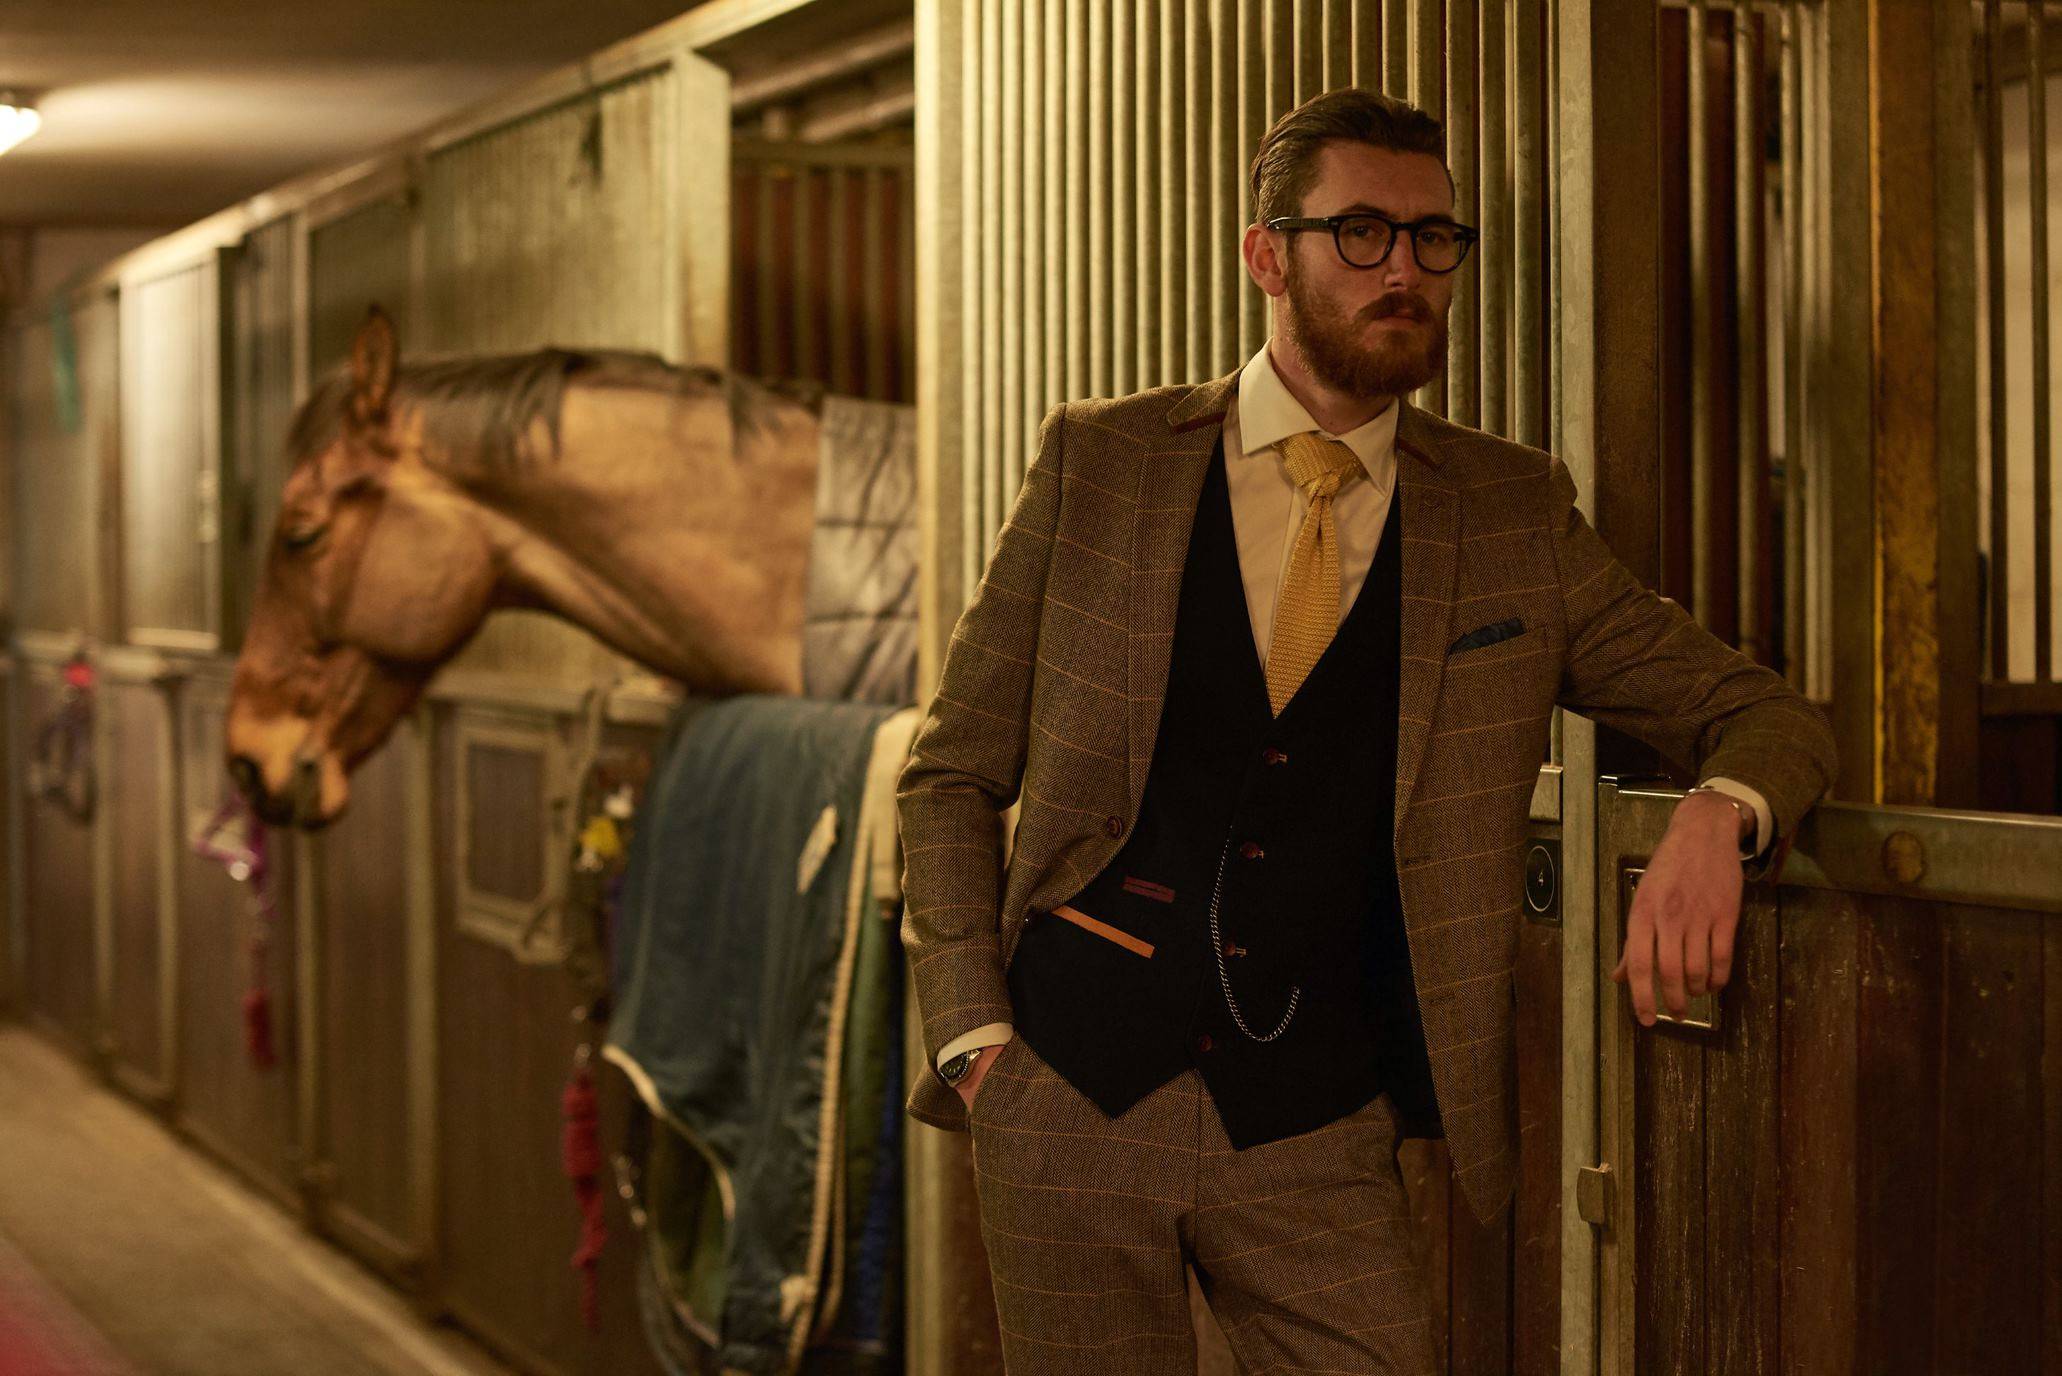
896, 368, 1839, 1233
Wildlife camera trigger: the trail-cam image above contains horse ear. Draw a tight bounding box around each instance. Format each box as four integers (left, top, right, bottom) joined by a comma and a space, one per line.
350, 305, 398, 424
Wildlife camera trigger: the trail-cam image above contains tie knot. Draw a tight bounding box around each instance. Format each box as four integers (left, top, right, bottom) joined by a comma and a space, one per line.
1278, 432, 1363, 497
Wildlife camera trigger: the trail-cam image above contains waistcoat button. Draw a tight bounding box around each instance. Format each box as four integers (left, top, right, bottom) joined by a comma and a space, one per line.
1104, 814, 1124, 837
1238, 840, 1264, 860
1261, 746, 1287, 765
1195, 1033, 1213, 1053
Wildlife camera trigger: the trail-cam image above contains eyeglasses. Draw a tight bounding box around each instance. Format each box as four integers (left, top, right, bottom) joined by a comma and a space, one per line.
1264, 211, 1478, 274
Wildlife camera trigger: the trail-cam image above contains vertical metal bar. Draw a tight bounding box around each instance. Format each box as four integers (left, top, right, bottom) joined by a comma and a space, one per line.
1688, 0, 1713, 623
1984, 0, 2007, 678
1023, 0, 1045, 453
2031, 0, 2053, 681
1046, 0, 1067, 410
1112, 0, 1135, 397
1134, 0, 1160, 390
1410, 0, 1446, 415
1481, 0, 1507, 433
960, 11, 984, 593
1736, 7, 1767, 660
1186, 0, 1213, 375
1068, 0, 1090, 399
981, 2, 1003, 538
1782, 4, 1807, 684
1385, 0, 1411, 99
1295, 0, 1324, 100
1214, 0, 1243, 370
1239, 0, 1268, 359
1161, 0, 1187, 384
1513, 0, 1546, 449
1352, 0, 1383, 89
1323, 0, 1352, 90
1447, 0, 1481, 429
1090, 0, 1112, 394
828, 167, 852, 395
1001, 0, 1024, 497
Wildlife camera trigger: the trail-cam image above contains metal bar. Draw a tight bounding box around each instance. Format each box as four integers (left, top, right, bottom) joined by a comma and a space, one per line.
959, 11, 983, 594
1689, 0, 1713, 623
1447, 0, 1481, 428
1090, 0, 1112, 394
1985, 0, 2008, 679
1067, 0, 1089, 399
1002, 0, 1024, 497
981, 2, 1003, 538
1386, 0, 1410, 99
1185, 0, 1212, 376
1134, 0, 1160, 390
1046, 0, 1067, 408
1239, 0, 1267, 360
1213, 0, 1242, 370
1024, 0, 1045, 467
1481, 0, 1507, 434
2033, 0, 2055, 682
1323, 0, 1352, 90
1782, 5, 1806, 686
1160, 0, 1185, 385
1410, 0, 1446, 414
1514, 0, 1546, 450
1737, 6, 1768, 661
1113, 0, 1136, 397
1352, 0, 1382, 89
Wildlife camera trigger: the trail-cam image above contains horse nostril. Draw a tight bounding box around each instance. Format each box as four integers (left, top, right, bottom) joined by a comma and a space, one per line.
228, 755, 262, 802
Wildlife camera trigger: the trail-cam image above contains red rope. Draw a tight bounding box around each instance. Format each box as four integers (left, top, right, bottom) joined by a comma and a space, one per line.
560, 1058, 606, 1332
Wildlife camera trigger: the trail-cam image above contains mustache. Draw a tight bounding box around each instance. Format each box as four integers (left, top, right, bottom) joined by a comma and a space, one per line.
1366, 295, 1431, 322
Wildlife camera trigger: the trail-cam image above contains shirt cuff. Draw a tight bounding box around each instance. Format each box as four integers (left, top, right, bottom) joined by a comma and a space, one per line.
1699, 775, 1773, 861
937, 1022, 1015, 1069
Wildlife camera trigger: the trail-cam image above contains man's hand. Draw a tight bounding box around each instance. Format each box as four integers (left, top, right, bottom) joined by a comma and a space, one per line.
954, 1041, 1010, 1111
1609, 791, 1748, 1025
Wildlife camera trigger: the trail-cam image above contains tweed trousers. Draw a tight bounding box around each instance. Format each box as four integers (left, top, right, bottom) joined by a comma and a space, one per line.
967, 1030, 1439, 1375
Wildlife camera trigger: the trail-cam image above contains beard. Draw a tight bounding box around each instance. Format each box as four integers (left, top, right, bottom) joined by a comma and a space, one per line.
1281, 254, 1448, 399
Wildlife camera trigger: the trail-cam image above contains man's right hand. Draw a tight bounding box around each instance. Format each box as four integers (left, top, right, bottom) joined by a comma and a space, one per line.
955, 1041, 1010, 1111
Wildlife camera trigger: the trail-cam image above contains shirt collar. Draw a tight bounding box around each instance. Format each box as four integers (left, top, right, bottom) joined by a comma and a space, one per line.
1231, 340, 1400, 490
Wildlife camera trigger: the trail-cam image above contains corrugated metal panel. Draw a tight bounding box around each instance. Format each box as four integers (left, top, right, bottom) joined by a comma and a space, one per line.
12, 296, 114, 636
228, 216, 299, 646
308, 197, 413, 382
120, 260, 222, 648
917, 0, 1556, 658
421, 68, 676, 357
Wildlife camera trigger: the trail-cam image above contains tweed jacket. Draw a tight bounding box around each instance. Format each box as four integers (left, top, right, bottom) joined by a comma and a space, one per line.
895, 368, 1839, 1225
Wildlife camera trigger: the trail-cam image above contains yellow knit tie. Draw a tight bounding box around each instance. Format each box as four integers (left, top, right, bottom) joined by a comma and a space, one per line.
1263, 432, 1365, 715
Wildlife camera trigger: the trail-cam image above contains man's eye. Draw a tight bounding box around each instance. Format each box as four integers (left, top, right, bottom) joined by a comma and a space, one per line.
282, 524, 325, 552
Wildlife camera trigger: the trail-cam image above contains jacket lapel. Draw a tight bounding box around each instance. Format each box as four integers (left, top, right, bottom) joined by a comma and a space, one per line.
1126, 375, 1461, 835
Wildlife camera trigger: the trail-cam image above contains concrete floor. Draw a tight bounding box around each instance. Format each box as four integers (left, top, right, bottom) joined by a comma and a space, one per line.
0, 1023, 518, 1376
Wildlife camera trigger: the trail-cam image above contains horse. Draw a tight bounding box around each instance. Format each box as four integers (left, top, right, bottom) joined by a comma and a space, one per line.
225, 307, 852, 828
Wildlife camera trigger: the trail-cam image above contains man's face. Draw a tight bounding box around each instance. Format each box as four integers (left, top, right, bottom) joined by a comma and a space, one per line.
1271, 142, 1459, 399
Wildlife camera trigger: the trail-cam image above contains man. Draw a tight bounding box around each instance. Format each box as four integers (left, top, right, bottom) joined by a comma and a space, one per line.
896, 88, 1837, 1373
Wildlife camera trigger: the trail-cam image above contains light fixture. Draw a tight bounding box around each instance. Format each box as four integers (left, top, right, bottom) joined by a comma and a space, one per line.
0, 92, 41, 157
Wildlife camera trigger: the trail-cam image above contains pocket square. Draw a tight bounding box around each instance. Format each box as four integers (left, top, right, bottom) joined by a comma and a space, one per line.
1447, 616, 1527, 653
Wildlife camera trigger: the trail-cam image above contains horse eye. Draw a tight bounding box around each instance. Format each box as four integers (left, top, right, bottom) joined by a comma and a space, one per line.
281, 523, 326, 553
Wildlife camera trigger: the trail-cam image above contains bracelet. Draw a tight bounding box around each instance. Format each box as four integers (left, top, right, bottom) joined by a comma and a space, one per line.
1684, 785, 1754, 851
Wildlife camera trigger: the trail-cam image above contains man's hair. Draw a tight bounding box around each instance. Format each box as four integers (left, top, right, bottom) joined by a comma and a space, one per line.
1249, 88, 1454, 222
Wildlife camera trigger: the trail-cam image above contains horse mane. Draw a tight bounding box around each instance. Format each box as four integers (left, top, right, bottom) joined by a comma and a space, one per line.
289, 346, 819, 477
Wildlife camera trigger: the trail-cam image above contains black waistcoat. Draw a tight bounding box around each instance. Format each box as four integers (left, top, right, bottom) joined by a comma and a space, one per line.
1005, 434, 1442, 1149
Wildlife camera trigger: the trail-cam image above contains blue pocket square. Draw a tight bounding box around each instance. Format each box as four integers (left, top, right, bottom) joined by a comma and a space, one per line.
1447, 616, 1527, 653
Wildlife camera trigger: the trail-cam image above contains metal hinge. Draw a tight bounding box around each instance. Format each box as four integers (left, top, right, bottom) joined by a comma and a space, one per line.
1577, 1163, 1615, 1229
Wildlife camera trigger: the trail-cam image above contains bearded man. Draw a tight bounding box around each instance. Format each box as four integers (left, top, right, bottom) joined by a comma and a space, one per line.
896, 86, 1837, 1374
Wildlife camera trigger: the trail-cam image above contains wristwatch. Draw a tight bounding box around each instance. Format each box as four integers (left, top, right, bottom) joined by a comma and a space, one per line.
938, 1047, 981, 1085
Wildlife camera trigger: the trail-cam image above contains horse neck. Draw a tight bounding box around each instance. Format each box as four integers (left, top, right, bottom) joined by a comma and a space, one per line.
434, 383, 822, 694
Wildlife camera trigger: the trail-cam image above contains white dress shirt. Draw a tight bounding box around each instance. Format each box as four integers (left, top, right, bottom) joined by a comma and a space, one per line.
936, 341, 1771, 1069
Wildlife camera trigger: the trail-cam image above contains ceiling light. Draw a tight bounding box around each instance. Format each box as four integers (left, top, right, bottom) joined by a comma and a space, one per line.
0, 93, 41, 156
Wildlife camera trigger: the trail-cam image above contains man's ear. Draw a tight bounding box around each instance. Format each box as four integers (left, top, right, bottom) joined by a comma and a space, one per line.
349, 305, 398, 425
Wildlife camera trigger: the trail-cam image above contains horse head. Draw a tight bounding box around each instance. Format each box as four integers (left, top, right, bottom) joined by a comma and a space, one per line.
226, 307, 499, 827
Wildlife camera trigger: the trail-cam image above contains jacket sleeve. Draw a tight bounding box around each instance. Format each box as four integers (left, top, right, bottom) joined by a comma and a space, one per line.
1545, 455, 1838, 882
896, 402, 1066, 1080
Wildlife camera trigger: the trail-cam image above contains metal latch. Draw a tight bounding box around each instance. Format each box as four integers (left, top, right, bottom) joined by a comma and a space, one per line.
1577, 1163, 1615, 1228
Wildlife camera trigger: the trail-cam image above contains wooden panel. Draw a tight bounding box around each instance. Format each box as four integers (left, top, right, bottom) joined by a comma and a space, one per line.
434, 716, 666, 1376
1778, 883, 1858, 1376
120, 261, 221, 646
1514, 879, 1562, 1375
19, 673, 98, 1048
105, 680, 166, 1091
1704, 879, 1780, 1373
174, 675, 300, 1204
463, 740, 545, 904
317, 734, 418, 1260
